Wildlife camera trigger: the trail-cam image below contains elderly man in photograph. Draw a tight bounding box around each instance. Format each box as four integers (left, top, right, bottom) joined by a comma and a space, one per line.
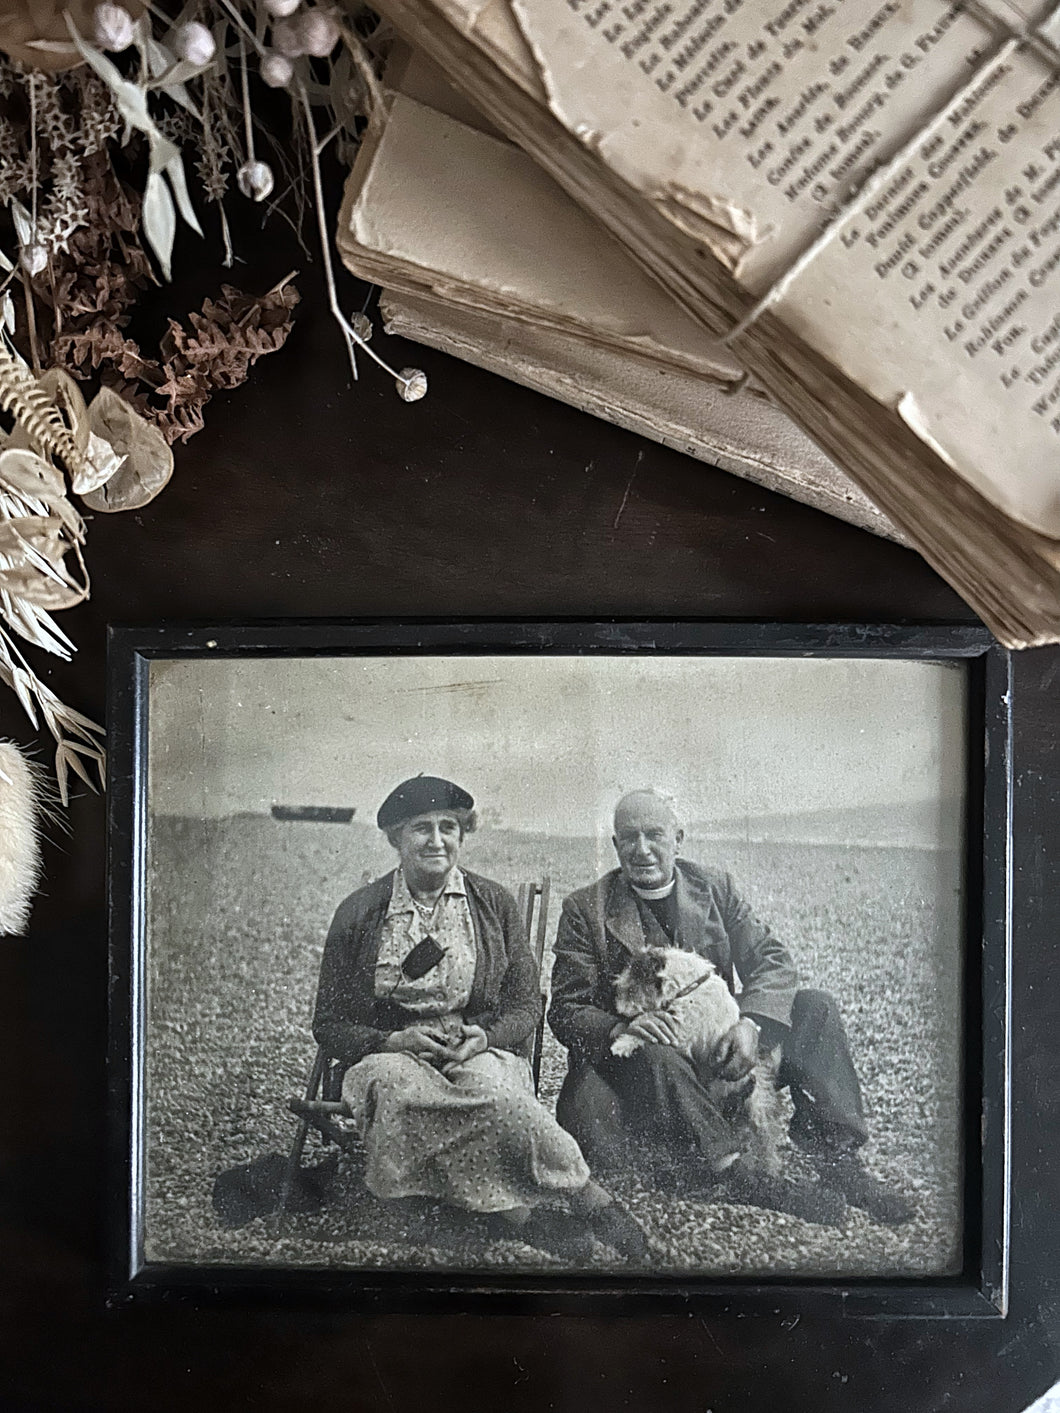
548, 789, 913, 1225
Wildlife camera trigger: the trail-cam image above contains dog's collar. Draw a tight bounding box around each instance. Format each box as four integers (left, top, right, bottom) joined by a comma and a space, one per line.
664, 969, 716, 1010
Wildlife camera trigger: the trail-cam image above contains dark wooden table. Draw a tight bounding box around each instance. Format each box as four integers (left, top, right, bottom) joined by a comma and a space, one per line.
1, 257, 1057, 1412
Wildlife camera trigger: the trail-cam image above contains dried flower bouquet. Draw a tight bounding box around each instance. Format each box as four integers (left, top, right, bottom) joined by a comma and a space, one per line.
0, 0, 421, 798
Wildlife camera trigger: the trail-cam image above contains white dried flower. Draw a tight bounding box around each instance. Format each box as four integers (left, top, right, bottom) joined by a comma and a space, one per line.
397, 368, 427, 402
264, 0, 301, 15
298, 9, 341, 56
350, 312, 372, 343
237, 159, 275, 202
260, 52, 295, 87
93, 2, 136, 52
174, 21, 216, 65
20, 243, 47, 277
271, 18, 305, 55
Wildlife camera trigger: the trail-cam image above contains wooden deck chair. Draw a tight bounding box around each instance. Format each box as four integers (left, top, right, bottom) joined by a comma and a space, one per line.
515, 876, 551, 1092
275, 876, 552, 1226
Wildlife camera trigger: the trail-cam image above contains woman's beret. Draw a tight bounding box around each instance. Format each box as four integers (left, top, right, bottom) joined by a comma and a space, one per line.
376, 776, 475, 830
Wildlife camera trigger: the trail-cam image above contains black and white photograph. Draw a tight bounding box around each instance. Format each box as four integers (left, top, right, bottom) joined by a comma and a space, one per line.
143, 649, 967, 1278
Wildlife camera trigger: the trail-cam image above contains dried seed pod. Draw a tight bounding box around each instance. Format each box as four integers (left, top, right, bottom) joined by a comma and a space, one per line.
36, 367, 90, 461
298, 8, 340, 56
81, 386, 174, 513
0, 564, 85, 610
76, 431, 125, 496
0, 515, 70, 574
397, 368, 427, 403
0, 449, 66, 504
93, 1, 136, 51
20, 244, 47, 277
260, 52, 294, 87
263, 0, 301, 15
0, 0, 146, 71
270, 17, 304, 55
174, 20, 215, 64
0, 351, 90, 484
237, 160, 275, 203
350, 312, 372, 343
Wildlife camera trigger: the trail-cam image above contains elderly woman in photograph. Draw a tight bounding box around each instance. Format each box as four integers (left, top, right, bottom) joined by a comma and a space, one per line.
312, 775, 646, 1261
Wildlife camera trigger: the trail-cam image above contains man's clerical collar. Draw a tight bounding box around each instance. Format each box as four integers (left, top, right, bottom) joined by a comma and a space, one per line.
631, 877, 676, 901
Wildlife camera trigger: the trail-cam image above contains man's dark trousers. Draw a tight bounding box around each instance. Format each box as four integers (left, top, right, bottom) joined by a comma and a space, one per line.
555, 988, 869, 1170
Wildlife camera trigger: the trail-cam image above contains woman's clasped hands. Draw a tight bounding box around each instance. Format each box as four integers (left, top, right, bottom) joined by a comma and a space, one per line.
383, 1021, 489, 1076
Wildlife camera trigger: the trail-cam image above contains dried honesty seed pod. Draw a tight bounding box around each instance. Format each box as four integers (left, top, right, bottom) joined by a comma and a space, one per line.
0, 516, 73, 588
82, 386, 174, 513
298, 8, 341, 56
237, 160, 275, 203
260, 52, 294, 87
20, 244, 47, 277
397, 368, 428, 403
174, 20, 216, 65
263, 0, 301, 15
0, 448, 66, 503
93, 1, 136, 51
350, 312, 372, 344
76, 431, 125, 496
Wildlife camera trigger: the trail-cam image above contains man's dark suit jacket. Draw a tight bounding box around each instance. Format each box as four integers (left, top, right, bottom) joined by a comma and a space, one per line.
548, 859, 799, 1068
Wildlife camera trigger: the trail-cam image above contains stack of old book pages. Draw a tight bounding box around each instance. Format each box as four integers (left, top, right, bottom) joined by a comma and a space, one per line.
341, 0, 1060, 644
338, 47, 896, 540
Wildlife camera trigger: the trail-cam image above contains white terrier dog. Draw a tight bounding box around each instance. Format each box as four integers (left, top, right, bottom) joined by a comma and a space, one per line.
610, 946, 785, 1176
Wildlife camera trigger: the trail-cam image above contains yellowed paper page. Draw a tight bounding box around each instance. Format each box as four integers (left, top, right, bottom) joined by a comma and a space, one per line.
763, 53, 1060, 532
441, 0, 1060, 534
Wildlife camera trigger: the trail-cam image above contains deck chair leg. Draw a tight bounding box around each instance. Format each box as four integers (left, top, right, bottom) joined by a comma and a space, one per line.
272, 1047, 326, 1235
517, 877, 552, 1096
531, 877, 550, 1095
272, 1117, 313, 1236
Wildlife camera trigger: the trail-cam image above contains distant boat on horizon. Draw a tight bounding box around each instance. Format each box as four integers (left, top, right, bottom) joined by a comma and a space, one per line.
270, 805, 356, 824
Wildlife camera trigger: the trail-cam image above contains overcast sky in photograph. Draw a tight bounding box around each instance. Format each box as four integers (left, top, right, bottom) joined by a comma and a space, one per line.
147, 653, 966, 841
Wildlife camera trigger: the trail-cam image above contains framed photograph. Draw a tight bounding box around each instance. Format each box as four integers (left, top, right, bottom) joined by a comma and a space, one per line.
108, 621, 1010, 1314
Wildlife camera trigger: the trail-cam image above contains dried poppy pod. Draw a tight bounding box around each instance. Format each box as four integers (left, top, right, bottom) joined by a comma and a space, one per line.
260, 52, 294, 87
173, 19, 216, 65
272, 6, 341, 57
298, 8, 341, 56
237, 160, 276, 203
0, 0, 146, 71
93, 1, 136, 50
396, 368, 428, 403
20, 243, 48, 277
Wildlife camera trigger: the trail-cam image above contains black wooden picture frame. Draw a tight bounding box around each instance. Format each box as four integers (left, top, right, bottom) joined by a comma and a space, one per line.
106, 619, 1011, 1317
